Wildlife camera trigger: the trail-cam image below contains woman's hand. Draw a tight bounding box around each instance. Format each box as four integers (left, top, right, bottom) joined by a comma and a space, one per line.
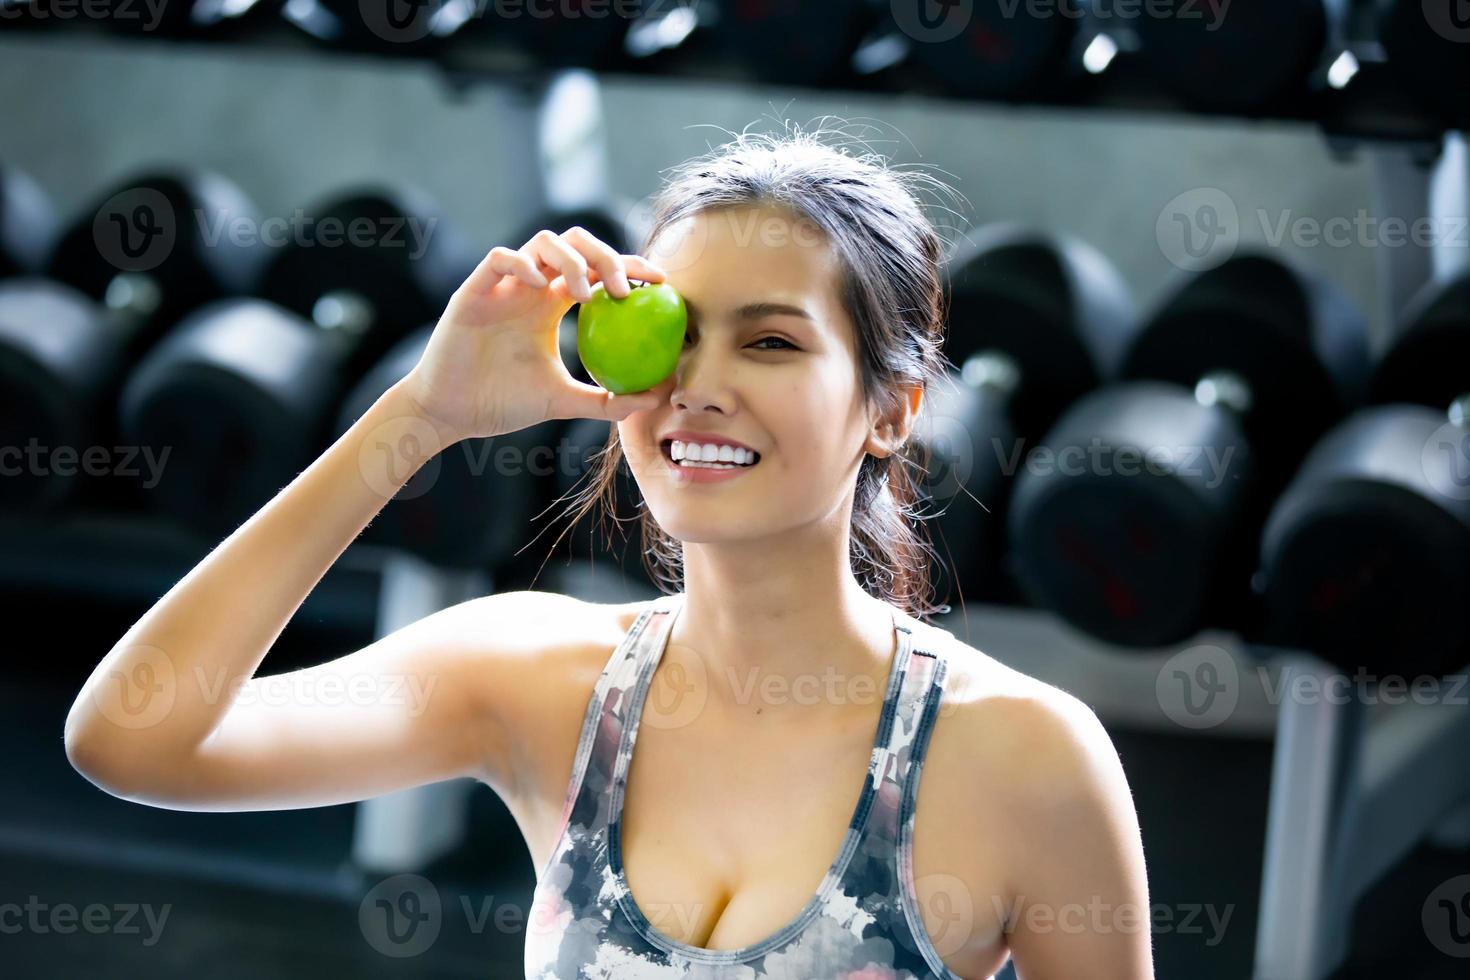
402, 226, 669, 443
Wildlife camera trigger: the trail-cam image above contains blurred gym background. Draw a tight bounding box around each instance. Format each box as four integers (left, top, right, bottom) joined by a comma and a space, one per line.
1, 2, 1468, 978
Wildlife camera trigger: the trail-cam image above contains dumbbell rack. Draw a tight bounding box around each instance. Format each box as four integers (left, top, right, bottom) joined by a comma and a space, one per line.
1254, 655, 1470, 980
1245, 132, 1470, 980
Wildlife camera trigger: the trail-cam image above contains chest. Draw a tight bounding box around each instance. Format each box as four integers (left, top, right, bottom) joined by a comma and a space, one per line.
514, 687, 1016, 979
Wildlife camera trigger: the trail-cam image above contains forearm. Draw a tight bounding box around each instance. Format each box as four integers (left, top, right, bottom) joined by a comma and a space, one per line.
64, 376, 454, 762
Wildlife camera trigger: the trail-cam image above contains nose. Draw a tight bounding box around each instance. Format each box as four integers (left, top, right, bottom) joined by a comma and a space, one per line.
669, 339, 735, 415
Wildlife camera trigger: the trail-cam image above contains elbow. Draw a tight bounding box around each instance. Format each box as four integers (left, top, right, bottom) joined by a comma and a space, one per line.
64, 729, 129, 797
63, 710, 145, 801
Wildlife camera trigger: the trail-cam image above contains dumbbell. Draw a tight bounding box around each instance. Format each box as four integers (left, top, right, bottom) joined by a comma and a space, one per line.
1377, 0, 1470, 128
488, 0, 634, 70
256, 185, 476, 380
333, 325, 553, 570
703, 0, 884, 87
1125, 0, 1337, 113
116, 299, 344, 537
1008, 252, 1371, 647
442, 0, 633, 72
119, 187, 475, 537
2, 170, 263, 513
0, 279, 119, 511
1257, 269, 1470, 678
45, 169, 268, 358
0, 164, 57, 280
78, 0, 281, 37
281, 0, 462, 54
915, 224, 1134, 606
895, 0, 1087, 99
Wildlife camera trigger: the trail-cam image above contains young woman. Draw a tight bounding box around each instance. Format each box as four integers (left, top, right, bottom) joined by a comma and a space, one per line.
65, 129, 1154, 980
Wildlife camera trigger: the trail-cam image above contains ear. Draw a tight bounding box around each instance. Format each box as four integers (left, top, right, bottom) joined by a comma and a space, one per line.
864, 383, 924, 459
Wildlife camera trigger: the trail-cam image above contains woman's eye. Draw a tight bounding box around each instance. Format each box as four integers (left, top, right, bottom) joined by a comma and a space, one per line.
682, 334, 796, 350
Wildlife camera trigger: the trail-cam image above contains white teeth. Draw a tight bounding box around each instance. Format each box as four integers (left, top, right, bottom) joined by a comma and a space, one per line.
670, 440, 759, 466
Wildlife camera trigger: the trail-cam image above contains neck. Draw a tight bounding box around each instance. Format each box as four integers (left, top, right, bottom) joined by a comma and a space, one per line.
666, 528, 900, 719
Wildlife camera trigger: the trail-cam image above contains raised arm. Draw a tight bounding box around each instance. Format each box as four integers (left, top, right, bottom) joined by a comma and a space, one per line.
63, 226, 668, 812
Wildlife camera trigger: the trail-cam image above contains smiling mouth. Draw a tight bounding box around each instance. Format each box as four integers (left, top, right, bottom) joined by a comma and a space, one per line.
660, 440, 762, 469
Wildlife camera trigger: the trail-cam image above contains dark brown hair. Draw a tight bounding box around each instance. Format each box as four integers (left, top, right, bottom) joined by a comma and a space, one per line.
554, 120, 966, 621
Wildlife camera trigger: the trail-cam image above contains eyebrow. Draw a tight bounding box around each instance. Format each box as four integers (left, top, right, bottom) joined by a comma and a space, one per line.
684, 300, 816, 327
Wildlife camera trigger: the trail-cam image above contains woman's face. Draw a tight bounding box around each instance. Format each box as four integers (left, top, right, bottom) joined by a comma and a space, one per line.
619, 204, 884, 545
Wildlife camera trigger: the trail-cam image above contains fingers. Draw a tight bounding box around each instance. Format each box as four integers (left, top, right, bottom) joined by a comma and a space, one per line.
528, 229, 595, 302
556, 381, 663, 425
458, 227, 668, 306
461, 244, 548, 296
563, 227, 631, 299
621, 253, 667, 285
528, 227, 668, 302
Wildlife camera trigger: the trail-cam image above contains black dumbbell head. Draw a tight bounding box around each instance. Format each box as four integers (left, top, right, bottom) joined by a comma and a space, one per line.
945, 223, 1135, 441
1371, 269, 1470, 413
904, 0, 1083, 99
1123, 251, 1371, 481
1007, 381, 1257, 647
0, 279, 114, 512
118, 298, 343, 537
708, 0, 880, 87
45, 169, 267, 342
1129, 0, 1329, 113
1378, 0, 1470, 128
257, 185, 476, 376
1259, 405, 1470, 678
334, 325, 553, 569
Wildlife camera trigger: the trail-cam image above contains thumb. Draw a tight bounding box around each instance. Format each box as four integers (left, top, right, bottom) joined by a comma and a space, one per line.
569, 382, 661, 423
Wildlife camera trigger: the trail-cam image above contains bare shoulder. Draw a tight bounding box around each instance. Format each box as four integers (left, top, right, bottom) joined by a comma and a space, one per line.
922, 627, 1125, 806
459, 587, 645, 647
914, 628, 1143, 929
923, 635, 1152, 976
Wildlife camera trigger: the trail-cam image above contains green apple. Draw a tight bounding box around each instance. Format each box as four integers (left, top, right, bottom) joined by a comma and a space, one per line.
576, 280, 686, 395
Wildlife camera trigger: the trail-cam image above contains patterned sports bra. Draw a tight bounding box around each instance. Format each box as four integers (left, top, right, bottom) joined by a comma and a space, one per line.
524, 591, 964, 980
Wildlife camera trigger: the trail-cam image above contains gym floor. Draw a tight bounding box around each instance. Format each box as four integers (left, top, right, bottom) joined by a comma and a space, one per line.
10, 589, 1467, 979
